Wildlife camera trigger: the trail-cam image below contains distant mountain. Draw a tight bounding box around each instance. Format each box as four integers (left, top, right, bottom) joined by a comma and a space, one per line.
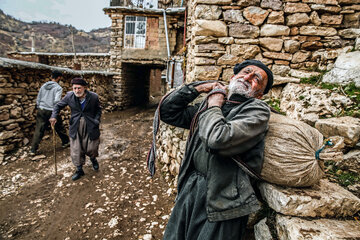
0, 9, 110, 57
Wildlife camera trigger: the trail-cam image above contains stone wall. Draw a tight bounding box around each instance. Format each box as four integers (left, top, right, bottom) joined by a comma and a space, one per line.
185, 0, 359, 85
157, 0, 360, 183
105, 8, 183, 66
7, 52, 110, 71
0, 58, 118, 162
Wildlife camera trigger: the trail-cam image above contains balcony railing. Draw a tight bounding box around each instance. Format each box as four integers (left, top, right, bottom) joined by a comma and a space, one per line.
110, 0, 183, 9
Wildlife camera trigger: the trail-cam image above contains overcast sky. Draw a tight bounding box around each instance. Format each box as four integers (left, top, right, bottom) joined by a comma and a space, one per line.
0, 0, 111, 32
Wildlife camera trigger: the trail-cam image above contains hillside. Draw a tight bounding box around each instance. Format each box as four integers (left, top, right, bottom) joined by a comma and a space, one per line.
0, 9, 110, 57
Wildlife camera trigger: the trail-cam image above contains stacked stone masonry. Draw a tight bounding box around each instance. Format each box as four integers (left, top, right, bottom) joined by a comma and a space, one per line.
7, 53, 111, 71
184, 0, 359, 84
0, 62, 117, 162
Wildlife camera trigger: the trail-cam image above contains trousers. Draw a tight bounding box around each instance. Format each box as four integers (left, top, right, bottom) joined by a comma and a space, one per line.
31, 108, 69, 151
70, 117, 100, 167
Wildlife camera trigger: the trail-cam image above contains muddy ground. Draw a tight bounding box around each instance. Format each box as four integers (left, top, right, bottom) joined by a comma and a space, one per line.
1, 107, 358, 240
0, 107, 175, 240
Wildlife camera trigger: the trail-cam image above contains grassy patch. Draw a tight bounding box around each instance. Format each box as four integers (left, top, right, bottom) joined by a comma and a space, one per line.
300, 75, 320, 85
265, 98, 285, 115
344, 83, 360, 103
337, 172, 360, 187
300, 72, 360, 118
325, 161, 360, 187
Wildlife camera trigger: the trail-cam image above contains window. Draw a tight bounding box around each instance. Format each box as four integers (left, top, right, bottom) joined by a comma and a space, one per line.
124, 16, 147, 49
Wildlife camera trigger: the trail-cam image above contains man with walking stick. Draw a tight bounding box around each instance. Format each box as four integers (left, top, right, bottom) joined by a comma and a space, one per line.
30, 70, 70, 155
50, 77, 101, 181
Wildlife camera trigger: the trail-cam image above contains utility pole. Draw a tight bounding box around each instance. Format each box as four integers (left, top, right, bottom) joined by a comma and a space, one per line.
69, 27, 81, 70
31, 32, 35, 52
70, 28, 77, 63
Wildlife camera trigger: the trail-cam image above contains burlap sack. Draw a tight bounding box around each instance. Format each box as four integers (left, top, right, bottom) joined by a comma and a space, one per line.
261, 113, 330, 187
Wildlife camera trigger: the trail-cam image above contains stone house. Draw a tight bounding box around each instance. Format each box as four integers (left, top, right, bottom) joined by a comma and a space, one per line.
104, 0, 186, 107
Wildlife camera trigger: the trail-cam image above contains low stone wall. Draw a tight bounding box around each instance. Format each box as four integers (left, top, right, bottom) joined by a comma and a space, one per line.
7, 52, 111, 71
156, 122, 188, 185
0, 57, 118, 162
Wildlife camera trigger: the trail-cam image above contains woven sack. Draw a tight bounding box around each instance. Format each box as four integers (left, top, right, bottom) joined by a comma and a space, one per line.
260, 113, 330, 187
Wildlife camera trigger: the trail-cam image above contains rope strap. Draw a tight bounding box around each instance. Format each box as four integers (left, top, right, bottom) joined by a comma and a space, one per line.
208, 88, 227, 97
315, 139, 333, 160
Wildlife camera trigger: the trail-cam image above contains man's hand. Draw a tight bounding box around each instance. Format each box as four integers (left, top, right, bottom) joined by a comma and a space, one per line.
49, 118, 57, 126
194, 82, 219, 93
208, 83, 227, 108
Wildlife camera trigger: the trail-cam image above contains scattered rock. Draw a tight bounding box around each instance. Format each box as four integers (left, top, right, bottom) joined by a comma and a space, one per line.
31, 155, 46, 161
254, 218, 273, 240
108, 217, 118, 228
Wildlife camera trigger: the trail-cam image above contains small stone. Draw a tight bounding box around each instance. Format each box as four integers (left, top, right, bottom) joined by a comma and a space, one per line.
108, 217, 119, 228
143, 234, 153, 240
31, 155, 46, 161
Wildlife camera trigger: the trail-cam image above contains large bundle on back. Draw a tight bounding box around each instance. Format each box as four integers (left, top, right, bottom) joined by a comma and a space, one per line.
260, 113, 338, 187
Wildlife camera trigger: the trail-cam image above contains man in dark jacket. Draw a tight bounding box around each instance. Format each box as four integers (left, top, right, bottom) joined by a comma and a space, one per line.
50, 78, 101, 181
159, 60, 273, 239
30, 70, 69, 155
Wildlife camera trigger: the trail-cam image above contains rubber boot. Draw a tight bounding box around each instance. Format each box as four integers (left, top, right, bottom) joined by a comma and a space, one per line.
72, 166, 85, 181
90, 158, 99, 171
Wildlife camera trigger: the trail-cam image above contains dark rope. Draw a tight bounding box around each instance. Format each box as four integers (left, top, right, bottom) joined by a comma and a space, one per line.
315, 139, 333, 160
146, 81, 218, 177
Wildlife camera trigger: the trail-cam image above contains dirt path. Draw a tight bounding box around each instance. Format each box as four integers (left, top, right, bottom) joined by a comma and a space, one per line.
0, 107, 175, 240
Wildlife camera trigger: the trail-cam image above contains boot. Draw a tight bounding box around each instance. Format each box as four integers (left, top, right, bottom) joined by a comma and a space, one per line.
72, 166, 85, 181
90, 158, 99, 171
62, 142, 70, 148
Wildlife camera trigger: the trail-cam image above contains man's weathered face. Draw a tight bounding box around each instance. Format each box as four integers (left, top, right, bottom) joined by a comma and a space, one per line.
73, 84, 86, 98
229, 65, 268, 99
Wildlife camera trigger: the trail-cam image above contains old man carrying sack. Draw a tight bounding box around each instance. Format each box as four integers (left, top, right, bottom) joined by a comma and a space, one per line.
148, 60, 273, 240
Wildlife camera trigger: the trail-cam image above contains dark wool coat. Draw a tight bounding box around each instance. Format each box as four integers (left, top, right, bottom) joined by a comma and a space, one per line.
51, 90, 101, 140
160, 83, 270, 222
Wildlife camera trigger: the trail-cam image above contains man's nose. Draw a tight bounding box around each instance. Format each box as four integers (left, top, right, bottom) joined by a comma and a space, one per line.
243, 72, 254, 82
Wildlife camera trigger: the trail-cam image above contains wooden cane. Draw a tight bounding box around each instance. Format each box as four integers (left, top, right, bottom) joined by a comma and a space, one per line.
51, 125, 57, 175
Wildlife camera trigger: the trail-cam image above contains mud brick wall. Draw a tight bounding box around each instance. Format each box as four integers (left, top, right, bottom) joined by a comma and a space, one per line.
0, 62, 117, 162
7, 53, 111, 71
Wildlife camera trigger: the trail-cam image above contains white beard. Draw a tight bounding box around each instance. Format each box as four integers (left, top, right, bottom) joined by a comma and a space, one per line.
228, 78, 254, 98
